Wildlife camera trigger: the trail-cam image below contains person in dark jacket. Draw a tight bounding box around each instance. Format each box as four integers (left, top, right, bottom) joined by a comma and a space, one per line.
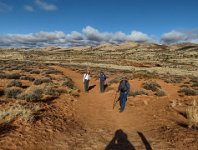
99, 72, 106, 93
117, 77, 130, 112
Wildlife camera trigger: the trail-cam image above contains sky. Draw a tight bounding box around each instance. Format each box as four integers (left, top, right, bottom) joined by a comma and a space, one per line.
0, 0, 198, 47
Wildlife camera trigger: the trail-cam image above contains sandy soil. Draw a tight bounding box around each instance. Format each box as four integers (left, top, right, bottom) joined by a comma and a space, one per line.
0, 65, 197, 150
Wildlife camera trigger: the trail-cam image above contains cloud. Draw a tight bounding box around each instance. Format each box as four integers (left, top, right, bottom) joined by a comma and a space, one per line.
111, 32, 128, 43
161, 31, 186, 44
82, 26, 112, 44
35, 0, 57, 11
0, 26, 155, 48
128, 31, 152, 42
0, 31, 67, 48
0, 2, 12, 12
24, 5, 34, 12
161, 30, 198, 44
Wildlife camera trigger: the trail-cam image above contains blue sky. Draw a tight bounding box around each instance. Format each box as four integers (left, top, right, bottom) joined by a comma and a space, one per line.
0, 0, 198, 47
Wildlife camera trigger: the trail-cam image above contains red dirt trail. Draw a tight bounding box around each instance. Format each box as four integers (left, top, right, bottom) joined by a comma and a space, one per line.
53, 66, 174, 150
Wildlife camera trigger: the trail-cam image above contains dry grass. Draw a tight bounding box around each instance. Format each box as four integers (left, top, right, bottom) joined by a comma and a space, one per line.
128, 89, 148, 97
186, 106, 198, 129
0, 104, 41, 123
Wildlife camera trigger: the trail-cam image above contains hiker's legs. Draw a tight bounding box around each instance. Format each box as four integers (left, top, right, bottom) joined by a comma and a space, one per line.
100, 81, 104, 92
120, 92, 127, 112
84, 80, 89, 92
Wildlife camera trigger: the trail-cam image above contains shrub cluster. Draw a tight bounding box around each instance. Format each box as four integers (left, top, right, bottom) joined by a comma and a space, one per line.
19, 88, 43, 102
178, 87, 198, 96
4, 88, 22, 98
7, 80, 23, 88
143, 81, 161, 91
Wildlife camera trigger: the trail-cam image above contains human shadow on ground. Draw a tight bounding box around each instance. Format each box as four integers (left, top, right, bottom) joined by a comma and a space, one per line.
88, 84, 96, 91
105, 129, 135, 150
104, 84, 108, 91
137, 131, 153, 150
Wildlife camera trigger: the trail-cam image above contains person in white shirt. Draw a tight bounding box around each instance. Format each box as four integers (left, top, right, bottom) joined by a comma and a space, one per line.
83, 70, 91, 92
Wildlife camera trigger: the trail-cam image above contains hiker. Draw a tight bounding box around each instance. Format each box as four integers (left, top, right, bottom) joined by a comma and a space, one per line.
83, 70, 91, 92
99, 72, 106, 93
117, 77, 130, 112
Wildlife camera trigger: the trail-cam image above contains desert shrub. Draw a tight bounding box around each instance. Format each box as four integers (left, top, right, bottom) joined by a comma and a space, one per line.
19, 88, 43, 102
30, 70, 40, 74
0, 89, 4, 97
143, 81, 161, 91
128, 89, 148, 97
0, 73, 6, 79
62, 77, 75, 89
41, 78, 52, 83
67, 89, 80, 97
4, 88, 22, 98
7, 80, 23, 88
186, 106, 198, 129
33, 78, 52, 85
6, 73, 21, 79
23, 68, 33, 72
163, 75, 184, 84
155, 90, 166, 97
43, 69, 62, 75
108, 76, 122, 85
133, 71, 158, 79
44, 87, 63, 97
20, 76, 35, 81
190, 77, 198, 87
179, 87, 198, 96
0, 73, 21, 79
33, 79, 43, 85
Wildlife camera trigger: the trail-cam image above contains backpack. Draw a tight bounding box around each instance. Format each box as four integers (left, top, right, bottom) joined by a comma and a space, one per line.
100, 73, 106, 81
120, 80, 129, 92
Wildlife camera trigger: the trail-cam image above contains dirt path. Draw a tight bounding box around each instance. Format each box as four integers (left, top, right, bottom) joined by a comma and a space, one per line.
53, 66, 173, 150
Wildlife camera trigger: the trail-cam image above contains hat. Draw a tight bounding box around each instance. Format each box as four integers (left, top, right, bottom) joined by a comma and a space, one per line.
121, 76, 128, 80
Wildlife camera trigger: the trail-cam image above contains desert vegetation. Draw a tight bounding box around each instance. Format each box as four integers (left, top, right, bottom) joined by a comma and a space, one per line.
0, 42, 197, 149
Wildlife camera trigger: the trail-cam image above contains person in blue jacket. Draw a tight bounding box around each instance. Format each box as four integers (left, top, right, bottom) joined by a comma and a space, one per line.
99, 72, 106, 93
117, 77, 130, 112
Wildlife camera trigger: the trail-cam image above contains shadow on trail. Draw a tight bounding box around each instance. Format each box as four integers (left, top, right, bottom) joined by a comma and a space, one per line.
137, 131, 153, 150
104, 84, 108, 91
105, 129, 135, 150
88, 84, 96, 91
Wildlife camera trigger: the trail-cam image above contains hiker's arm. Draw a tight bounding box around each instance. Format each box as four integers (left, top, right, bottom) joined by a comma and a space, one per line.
83, 74, 85, 82
117, 84, 120, 93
